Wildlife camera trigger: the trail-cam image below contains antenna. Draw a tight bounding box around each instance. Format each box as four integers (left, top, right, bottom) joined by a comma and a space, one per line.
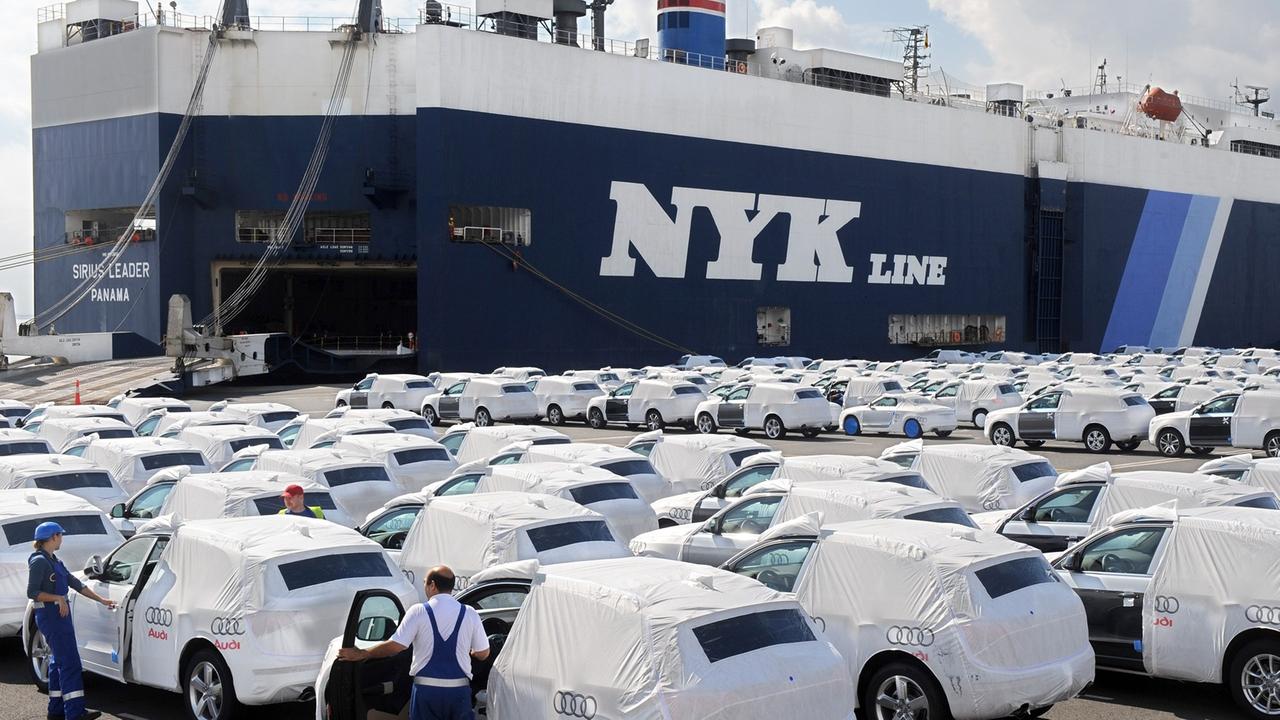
888, 26, 929, 94
1092, 58, 1108, 95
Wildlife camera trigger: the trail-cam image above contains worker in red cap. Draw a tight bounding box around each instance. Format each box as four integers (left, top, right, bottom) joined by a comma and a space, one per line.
278, 483, 326, 519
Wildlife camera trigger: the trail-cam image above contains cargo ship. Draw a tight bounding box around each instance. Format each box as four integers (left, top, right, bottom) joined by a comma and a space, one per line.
27, 0, 1280, 371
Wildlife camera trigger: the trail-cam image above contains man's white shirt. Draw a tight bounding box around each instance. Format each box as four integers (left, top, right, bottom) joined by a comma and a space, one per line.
391, 593, 490, 677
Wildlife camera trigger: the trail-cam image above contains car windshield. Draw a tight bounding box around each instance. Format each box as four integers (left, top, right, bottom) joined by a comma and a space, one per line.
405, 381, 434, 389
34, 472, 115, 492
4, 514, 108, 546
253, 492, 338, 514
673, 386, 703, 395
325, 466, 392, 487
728, 448, 770, 466
1237, 495, 1280, 510
1204, 469, 1248, 481
388, 418, 432, 432
794, 389, 822, 400
572, 383, 601, 392
437, 474, 482, 496
276, 552, 392, 591
228, 437, 283, 452
0, 442, 49, 456
502, 385, 532, 394
1010, 462, 1057, 483
882, 381, 903, 392
531, 437, 571, 446
973, 556, 1059, 599
394, 448, 452, 464
883, 453, 916, 469
601, 459, 657, 477
92, 429, 135, 440
881, 473, 930, 491
524, 520, 615, 552
568, 482, 639, 505
691, 608, 816, 663
903, 506, 978, 528
260, 411, 299, 424
140, 452, 206, 470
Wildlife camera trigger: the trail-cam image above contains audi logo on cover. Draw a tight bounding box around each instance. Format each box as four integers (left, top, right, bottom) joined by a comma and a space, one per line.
670, 507, 692, 521
1153, 596, 1180, 614
1246, 605, 1280, 625
145, 607, 173, 627
553, 691, 597, 718
886, 626, 935, 647
211, 617, 246, 636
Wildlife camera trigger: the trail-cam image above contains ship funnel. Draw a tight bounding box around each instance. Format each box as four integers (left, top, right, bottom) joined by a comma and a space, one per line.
221, 0, 249, 28
553, 0, 587, 45
657, 0, 725, 67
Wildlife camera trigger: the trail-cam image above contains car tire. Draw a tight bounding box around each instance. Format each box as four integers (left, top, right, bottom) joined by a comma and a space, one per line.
842, 415, 861, 436
933, 430, 952, 438
903, 418, 923, 439
547, 405, 565, 426
1083, 425, 1112, 453
1228, 638, 1280, 720
1023, 440, 1046, 448
696, 413, 717, 434
587, 408, 607, 429
1266, 431, 1280, 458
25, 618, 50, 692
763, 415, 786, 440
1115, 439, 1140, 452
645, 409, 665, 431
335, 400, 347, 408
801, 428, 821, 438
422, 406, 438, 426
990, 422, 1015, 447
861, 660, 951, 720
381, 402, 395, 409
1190, 446, 1216, 457
183, 648, 241, 720
733, 428, 752, 436
474, 408, 493, 427
1155, 428, 1185, 457
972, 409, 988, 429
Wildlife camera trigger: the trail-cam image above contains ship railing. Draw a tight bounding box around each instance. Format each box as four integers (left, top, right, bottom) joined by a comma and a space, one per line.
1027, 80, 1241, 115
302, 334, 412, 353
36, 4, 65, 23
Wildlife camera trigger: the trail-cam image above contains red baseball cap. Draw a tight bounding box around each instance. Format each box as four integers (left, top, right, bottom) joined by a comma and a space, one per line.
282, 484, 305, 498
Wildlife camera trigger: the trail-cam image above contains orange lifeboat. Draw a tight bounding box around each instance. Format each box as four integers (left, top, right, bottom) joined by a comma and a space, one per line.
1139, 86, 1182, 122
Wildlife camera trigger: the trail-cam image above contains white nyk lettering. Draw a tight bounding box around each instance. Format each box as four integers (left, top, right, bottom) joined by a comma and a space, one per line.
867, 253, 948, 286
71, 262, 151, 281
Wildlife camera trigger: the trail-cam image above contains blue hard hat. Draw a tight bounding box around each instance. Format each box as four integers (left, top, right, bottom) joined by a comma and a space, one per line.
34, 522, 65, 541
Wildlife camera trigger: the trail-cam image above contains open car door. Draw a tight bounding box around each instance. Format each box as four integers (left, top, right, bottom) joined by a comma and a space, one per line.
325, 590, 411, 720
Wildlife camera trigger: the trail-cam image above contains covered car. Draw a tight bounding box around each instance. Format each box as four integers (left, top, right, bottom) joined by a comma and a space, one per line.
586, 378, 706, 430
176, 424, 284, 467
332, 433, 457, 493
437, 424, 569, 464
322, 407, 437, 439
693, 382, 829, 439
528, 374, 604, 425
0, 428, 53, 457
0, 489, 124, 634
19, 404, 127, 432
931, 379, 1023, 428
0, 400, 32, 428
111, 396, 191, 425
278, 417, 396, 450
37, 416, 136, 451
0, 455, 127, 512
627, 431, 771, 496
881, 440, 1058, 512
419, 376, 539, 426
839, 394, 958, 439
252, 449, 402, 521
78, 437, 211, 494
333, 373, 437, 411
144, 410, 245, 438
985, 387, 1155, 453
1149, 390, 1280, 457
209, 401, 302, 432
723, 519, 1093, 720
159, 471, 357, 527
1200, 454, 1280, 496
474, 462, 658, 541
484, 441, 666, 504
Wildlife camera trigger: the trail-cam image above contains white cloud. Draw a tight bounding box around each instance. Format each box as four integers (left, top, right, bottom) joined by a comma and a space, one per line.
752, 0, 881, 52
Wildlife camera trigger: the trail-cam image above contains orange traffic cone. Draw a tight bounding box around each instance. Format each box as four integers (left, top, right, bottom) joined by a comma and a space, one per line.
74, 380, 81, 405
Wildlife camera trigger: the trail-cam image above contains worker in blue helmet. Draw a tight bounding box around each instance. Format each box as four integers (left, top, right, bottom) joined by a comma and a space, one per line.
27, 521, 116, 720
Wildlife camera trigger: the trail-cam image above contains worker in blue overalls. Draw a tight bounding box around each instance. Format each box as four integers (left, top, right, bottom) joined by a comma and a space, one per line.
339, 565, 490, 720
27, 522, 116, 720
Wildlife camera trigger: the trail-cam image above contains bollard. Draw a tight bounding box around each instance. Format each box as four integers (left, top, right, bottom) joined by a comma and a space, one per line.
74, 379, 81, 405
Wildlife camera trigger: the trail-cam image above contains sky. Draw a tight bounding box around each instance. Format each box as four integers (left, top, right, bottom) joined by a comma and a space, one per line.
1, 0, 1277, 316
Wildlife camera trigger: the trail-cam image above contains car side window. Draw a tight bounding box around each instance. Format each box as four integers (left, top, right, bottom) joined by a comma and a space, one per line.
1198, 396, 1239, 415
934, 384, 958, 398
356, 378, 375, 391
1078, 527, 1167, 575
136, 417, 161, 436
628, 442, 655, 457
444, 382, 467, 397
1032, 485, 1102, 523
1153, 386, 1182, 399
489, 453, 522, 466
438, 433, 466, 454
722, 465, 778, 498
727, 540, 814, 593
437, 474, 482, 496
365, 508, 419, 549
726, 387, 752, 402
130, 483, 174, 519
614, 384, 635, 398
1026, 393, 1061, 411
467, 587, 529, 611
716, 496, 783, 534
871, 396, 898, 408
100, 537, 157, 584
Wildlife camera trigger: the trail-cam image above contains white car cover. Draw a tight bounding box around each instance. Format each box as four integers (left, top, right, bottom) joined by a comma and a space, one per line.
447, 425, 569, 465
487, 557, 856, 720
796, 520, 1093, 719
638, 432, 771, 495
0, 455, 127, 512
332, 433, 457, 493
158, 472, 357, 527
767, 480, 971, 526
1140, 506, 1280, 682
1200, 454, 1280, 496
1089, 471, 1272, 532
474, 463, 658, 542
397, 492, 631, 589
901, 441, 1058, 512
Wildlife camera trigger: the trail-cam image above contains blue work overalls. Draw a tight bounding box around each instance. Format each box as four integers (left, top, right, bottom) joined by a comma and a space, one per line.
30, 552, 86, 720
411, 604, 473, 720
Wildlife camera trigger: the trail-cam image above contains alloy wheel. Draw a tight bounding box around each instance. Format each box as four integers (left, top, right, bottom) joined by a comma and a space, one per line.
1241, 652, 1280, 716
189, 661, 224, 720
873, 674, 929, 720
29, 629, 50, 684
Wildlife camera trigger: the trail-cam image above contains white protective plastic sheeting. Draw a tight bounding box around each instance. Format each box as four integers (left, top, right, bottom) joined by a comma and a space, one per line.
772, 454, 919, 485
641, 434, 770, 495
771, 480, 955, 525
452, 425, 569, 465
0, 455, 126, 510
79, 437, 210, 493
160, 472, 344, 522
794, 520, 1093, 719
1200, 454, 1280, 496
475, 462, 658, 542
1142, 506, 1280, 683
1089, 471, 1272, 532
397, 492, 631, 589
487, 557, 855, 720
910, 443, 1056, 512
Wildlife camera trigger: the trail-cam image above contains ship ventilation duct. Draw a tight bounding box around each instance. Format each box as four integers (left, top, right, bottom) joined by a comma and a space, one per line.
221, 0, 250, 28
553, 0, 586, 45
357, 0, 382, 33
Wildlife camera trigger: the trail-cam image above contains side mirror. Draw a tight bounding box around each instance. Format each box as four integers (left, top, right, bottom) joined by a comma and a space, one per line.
1060, 552, 1082, 572
703, 517, 721, 535
713, 484, 727, 499
110, 503, 127, 519
83, 555, 105, 579
1019, 505, 1037, 523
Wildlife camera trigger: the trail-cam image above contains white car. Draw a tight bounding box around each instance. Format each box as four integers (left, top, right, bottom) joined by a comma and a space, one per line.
839, 394, 958, 439
931, 379, 1023, 428
78, 437, 211, 494
0, 489, 124, 635
208, 401, 302, 432
1149, 390, 1280, 457
693, 382, 829, 439
482, 441, 666, 503
19, 404, 128, 432
722, 518, 1093, 720
1144, 381, 1235, 415
333, 433, 457, 493
837, 377, 906, 409
1054, 505, 1280, 719
22, 516, 416, 720
562, 368, 624, 391
881, 440, 1059, 512
627, 431, 771, 496
277, 417, 396, 450
473, 462, 658, 541
0, 455, 127, 512
109, 396, 191, 425
395, 491, 632, 589
630, 479, 975, 566
974, 462, 1278, 552
322, 407, 437, 439
528, 375, 604, 425
251, 449, 403, 521
436, 424, 570, 463
159, 472, 358, 527
985, 387, 1155, 453
649, 453, 933, 526
36, 417, 137, 451
143, 410, 245, 438
1200, 455, 1280, 499
492, 366, 546, 382
333, 373, 437, 411
0, 428, 54, 457
586, 378, 706, 430
0, 400, 32, 428
420, 376, 539, 426
175, 424, 285, 467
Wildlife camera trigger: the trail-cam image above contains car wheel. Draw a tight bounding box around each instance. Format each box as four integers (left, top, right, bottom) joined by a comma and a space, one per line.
1023, 440, 1046, 448
903, 418, 923, 439
184, 648, 240, 720
381, 401, 395, 409
474, 408, 493, 427
1267, 432, 1280, 458
933, 430, 952, 438
842, 415, 861, 436
335, 400, 347, 408
1116, 440, 1140, 452
972, 409, 987, 429
1084, 425, 1112, 453
862, 661, 951, 720
587, 408, 606, 429
1155, 428, 1185, 457
990, 423, 1015, 447
1191, 446, 1216, 457
1229, 639, 1280, 719
422, 406, 438, 426
763, 415, 786, 440
26, 620, 50, 692
733, 428, 752, 436
696, 413, 717, 434
547, 405, 565, 426
801, 428, 821, 438
645, 409, 665, 431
